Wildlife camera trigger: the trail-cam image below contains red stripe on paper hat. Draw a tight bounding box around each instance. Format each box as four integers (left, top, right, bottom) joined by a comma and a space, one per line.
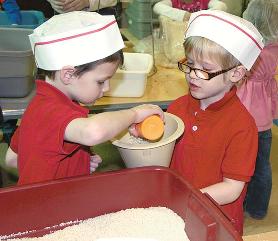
185, 10, 264, 70
29, 12, 124, 70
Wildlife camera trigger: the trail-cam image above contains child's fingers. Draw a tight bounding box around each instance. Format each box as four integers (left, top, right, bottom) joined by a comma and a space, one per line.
90, 155, 102, 173
91, 155, 102, 163
90, 163, 97, 173
90, 162, 99, 168
128, 124, 139, 137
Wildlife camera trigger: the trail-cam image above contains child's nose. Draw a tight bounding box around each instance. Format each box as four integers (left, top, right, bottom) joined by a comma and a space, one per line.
189, 69, 198, 79
102, 80, 110, 92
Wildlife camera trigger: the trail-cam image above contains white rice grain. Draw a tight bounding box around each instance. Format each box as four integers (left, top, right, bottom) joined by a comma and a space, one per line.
6, 207, 189, 241
126, 136, 149, 145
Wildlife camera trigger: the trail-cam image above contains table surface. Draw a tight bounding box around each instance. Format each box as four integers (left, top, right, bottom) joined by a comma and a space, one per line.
0, 65, 188, 120
91, 65, 188, 112
243, 230, 278, 241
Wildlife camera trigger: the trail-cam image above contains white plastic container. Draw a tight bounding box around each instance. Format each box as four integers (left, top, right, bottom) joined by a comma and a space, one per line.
104, 52, 153, 97
112, 112, 185, 168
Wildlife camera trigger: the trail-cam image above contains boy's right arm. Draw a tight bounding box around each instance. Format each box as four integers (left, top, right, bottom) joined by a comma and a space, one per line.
5, 147, 18, 168
64, 104, 164, 146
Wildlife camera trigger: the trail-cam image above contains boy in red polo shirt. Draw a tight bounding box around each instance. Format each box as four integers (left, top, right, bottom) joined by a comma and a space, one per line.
5, 11, 164, 185
167, 10, 264, 235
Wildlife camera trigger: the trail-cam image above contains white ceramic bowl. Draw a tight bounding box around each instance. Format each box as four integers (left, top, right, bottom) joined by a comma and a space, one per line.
112, 112, 184, 168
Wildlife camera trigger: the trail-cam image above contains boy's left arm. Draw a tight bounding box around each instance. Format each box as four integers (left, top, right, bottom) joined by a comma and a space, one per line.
5, 147, 18, 168
200, 178, 245, 205
200, 117, 258, 205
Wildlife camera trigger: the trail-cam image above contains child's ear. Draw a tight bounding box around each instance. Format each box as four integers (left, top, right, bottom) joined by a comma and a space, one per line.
230, 65, 247, 84
60, 66, 76, 84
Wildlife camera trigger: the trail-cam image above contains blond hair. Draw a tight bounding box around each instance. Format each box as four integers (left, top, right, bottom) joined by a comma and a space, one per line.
183, 36, 241, 69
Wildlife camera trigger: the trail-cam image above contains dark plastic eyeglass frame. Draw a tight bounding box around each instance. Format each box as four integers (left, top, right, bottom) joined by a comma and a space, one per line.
178, 59, 238, 81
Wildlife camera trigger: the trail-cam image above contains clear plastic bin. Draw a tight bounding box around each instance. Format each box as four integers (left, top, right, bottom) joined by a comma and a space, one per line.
126, 0, 160, 21
125, 0, 159, 39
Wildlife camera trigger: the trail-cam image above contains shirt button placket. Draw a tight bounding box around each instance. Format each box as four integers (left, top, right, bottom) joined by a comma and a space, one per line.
192, 111, 198, 132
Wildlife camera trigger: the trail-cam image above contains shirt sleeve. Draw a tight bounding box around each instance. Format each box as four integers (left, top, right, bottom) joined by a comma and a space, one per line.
222, 125, 258, 182
153, 0, 187, 22
42, 110, 86, 156
89, 0, 117, 11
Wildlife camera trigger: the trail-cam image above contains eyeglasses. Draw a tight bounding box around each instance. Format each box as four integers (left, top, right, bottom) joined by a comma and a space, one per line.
178, 58, 238, 81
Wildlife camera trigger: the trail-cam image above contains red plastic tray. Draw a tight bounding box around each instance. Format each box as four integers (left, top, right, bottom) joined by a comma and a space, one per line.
0, 167, 242, 241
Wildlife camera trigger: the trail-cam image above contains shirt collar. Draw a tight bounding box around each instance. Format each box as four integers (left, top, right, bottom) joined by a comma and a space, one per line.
189, 86, 237, 111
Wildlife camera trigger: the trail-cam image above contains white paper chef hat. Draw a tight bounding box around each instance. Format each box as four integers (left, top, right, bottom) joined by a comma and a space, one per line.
185, 10, 264, 70
29, 11, 125, 70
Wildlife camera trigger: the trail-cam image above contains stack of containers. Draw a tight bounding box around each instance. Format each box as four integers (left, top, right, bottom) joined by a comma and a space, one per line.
125, 0, 160, 39
0, 11, 45, 98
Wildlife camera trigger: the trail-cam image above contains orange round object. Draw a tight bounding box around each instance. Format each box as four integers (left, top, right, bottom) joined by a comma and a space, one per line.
136, 115, 164, 141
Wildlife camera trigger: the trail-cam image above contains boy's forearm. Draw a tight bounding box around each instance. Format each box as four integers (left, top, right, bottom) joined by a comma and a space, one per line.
88, 109, 136, 138
200, 178, 245, 205
65, 109, 136, 146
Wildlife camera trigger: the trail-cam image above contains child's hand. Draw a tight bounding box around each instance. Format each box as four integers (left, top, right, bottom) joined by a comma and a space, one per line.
128, 123, 139, 137
131, 104, 164, 124
90, 154, 102, 173
129, 104, 164, 138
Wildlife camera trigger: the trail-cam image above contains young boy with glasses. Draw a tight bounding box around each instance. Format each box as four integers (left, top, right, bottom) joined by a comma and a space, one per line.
168, 10, 264, 235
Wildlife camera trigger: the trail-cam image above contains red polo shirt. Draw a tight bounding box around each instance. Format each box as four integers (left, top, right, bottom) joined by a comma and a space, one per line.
11, 80, 90, 185
167, 87, 258, 235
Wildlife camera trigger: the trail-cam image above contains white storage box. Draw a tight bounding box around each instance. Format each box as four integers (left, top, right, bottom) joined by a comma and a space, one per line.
104, 52, 153, 97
